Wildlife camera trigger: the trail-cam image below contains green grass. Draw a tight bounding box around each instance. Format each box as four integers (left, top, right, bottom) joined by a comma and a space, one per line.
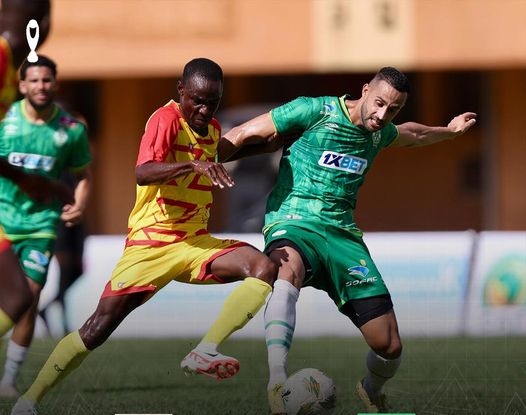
1, 336, 525, 415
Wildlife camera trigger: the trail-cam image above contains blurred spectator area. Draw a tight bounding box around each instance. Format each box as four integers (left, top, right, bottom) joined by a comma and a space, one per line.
42, 0, 525, 234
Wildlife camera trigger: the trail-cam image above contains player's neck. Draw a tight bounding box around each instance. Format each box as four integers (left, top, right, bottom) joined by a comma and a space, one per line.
344, 97, 361, 125
23, 100, 56, 124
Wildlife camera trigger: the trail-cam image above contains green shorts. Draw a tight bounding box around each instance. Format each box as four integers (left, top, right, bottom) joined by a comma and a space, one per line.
11, 238, 54, 285
264, 220, 389, 309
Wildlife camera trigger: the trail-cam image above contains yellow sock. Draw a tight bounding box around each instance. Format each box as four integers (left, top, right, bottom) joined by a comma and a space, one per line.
24, 330, 90, 404
202, 277, 271, 345
0, 308, 14, 336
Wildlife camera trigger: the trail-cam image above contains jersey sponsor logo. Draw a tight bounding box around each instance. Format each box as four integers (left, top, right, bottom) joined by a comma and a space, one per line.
323, 103, 335, 112
8, 152, 55, 171
318, 151, 367, 174
319, 101, 338, 117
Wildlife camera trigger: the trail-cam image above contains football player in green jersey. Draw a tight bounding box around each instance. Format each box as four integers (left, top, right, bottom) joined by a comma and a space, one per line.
0, 54, 92, 399
222, 66, 477, 414
0, 0, 71, 396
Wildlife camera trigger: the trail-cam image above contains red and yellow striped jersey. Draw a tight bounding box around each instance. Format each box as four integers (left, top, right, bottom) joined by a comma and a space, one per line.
0, 36, 18, 120
126, 100, 221, 247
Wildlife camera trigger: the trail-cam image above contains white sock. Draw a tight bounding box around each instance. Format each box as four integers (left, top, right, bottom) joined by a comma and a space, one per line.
0, 340, 28, 386
264, 279, 299, 389
363, 349, 401, 397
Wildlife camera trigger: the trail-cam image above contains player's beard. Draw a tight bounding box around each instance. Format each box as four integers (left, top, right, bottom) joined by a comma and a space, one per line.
360, 106, 383, 132
27, 94, 54, 112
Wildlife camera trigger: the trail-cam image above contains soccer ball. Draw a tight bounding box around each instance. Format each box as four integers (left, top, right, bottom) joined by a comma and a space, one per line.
281, 368, 336, 414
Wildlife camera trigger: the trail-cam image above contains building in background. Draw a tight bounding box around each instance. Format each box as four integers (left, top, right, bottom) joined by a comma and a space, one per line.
40, 0, 526, 234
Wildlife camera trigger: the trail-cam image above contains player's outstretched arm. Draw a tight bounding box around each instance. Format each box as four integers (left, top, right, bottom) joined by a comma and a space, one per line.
218, 113, 285, 162
136, 160, 234, 189
394, 112, 477, 147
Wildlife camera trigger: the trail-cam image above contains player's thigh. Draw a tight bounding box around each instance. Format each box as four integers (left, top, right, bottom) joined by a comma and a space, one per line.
0, 247, 32, 318
210, 243, 276, 283
267, 242, 307, 289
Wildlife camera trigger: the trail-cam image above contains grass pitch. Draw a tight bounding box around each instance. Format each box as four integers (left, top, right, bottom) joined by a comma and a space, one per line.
0, 336, 524, 415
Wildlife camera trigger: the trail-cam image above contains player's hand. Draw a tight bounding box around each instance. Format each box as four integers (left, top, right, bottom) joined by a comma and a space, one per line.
60, 203, 84, 227
18, 173, 74, 205
190, 160, 235, 189
448, 112, 477, 135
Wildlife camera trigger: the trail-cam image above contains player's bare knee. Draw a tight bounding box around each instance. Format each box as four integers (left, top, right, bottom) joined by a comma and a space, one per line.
251, 255, 278, 285
371, 335, 402, 359
377, 340, 402, 360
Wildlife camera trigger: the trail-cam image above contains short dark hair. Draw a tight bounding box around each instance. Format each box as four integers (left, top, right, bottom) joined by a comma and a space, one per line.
182, 58, 223, 84
373, 66, 410, 94
19, 54, 57, 80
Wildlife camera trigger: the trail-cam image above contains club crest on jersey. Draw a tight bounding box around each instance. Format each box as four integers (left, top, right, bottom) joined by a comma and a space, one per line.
53, 128, 68, 146
372, 131, 381, 147
318, 150, 367, 174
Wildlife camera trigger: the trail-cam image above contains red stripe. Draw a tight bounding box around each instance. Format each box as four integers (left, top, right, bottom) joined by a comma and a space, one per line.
100, 281, 157, 298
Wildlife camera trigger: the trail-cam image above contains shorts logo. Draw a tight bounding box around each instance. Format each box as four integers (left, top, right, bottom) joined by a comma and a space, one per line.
23, 250, 49, 274
346, 260, 378, 287
28, 249, 49, 266
318, 151, 367, 174
348, 265, 369, 278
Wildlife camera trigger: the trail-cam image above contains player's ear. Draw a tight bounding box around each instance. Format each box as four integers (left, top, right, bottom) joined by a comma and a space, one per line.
177, 80, 184, 97
19, 80, 28, 95
361, 83, 369, 97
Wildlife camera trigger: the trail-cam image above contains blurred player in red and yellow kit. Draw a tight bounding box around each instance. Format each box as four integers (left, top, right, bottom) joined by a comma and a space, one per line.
12, 58, 278, 415
0, 36, 17, 119
0, 0, 56, 359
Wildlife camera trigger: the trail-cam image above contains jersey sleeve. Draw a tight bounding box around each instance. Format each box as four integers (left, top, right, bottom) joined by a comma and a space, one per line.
270, 96, 320, 135
136, 107, 178, 166
69, 123, 92, 171
383, 122, 399, 147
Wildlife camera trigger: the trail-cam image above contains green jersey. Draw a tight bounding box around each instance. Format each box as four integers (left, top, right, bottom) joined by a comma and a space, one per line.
265, 95, 398, 232
0, 100, 92, 240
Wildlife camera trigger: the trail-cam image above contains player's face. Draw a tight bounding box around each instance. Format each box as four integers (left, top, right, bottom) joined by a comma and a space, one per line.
360, 80, 407, 132
178, 75, 223, 136
19, 66, 57, 111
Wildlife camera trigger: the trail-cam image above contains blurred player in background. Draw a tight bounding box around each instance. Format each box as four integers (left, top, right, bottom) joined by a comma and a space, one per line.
39, 113, 90, 338
11, 57, 278, 415
0, 0, 68, 385
0, 0, 51, 119
221, 66, 477, 414
0, 55, 91, 399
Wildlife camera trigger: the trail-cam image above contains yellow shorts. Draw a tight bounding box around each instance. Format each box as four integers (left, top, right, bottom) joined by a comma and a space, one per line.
101, 234, 247, 298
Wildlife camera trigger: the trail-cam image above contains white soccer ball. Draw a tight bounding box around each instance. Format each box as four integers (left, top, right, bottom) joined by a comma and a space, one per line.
282, 368, 336, 414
